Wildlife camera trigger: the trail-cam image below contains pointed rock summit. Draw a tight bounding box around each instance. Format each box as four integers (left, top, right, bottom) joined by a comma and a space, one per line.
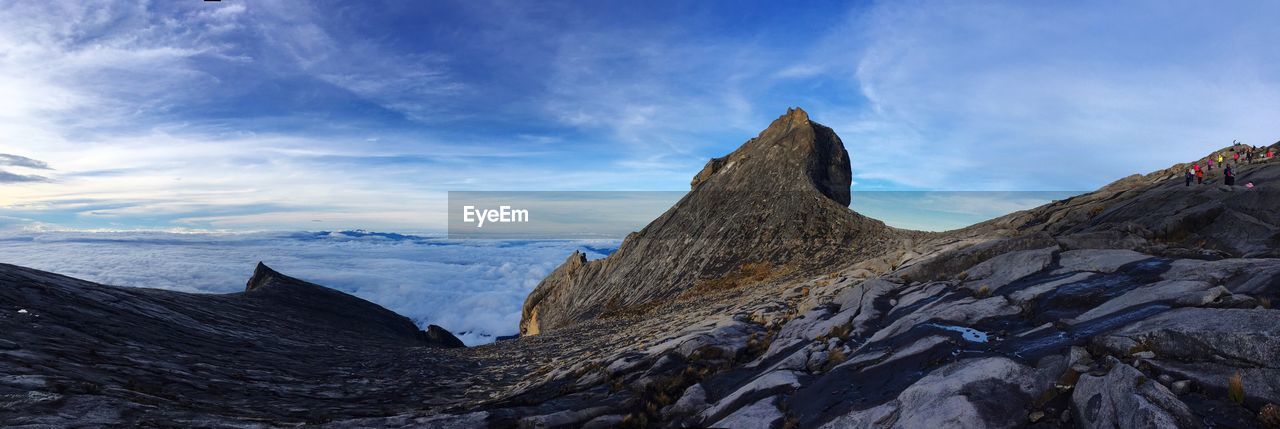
244, 262, 464, 347
690, 107, 851, 205
521, 107, 904, 335
245, 261, 282, 291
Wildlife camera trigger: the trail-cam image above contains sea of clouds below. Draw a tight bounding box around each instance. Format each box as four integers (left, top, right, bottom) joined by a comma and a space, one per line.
0, 230, 618, 346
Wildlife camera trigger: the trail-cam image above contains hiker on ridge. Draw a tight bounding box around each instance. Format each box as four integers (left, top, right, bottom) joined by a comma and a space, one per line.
1225, 165, 1235, 186
1196, 166, 1204, 184
1185, 168, 1195, 186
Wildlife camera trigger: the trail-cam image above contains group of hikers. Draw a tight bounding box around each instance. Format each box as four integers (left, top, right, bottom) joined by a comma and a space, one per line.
1185, 141, 1276, 187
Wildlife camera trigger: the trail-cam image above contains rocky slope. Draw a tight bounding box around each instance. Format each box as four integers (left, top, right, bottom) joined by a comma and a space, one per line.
968, 148, 1280, 259
0, 262, 470, 426
3, 109, 1279, 428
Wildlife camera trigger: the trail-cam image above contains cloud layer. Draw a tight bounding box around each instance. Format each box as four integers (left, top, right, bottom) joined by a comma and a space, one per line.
0, 229, 616, 345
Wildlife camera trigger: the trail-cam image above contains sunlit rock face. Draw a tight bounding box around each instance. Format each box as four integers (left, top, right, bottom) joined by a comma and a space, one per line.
521, 107, 907, 335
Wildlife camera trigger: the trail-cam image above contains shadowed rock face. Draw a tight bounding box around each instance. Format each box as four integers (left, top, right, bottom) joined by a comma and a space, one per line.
243, 262, 461, 345
0, 262, 467, 425
521, 108, 905, 335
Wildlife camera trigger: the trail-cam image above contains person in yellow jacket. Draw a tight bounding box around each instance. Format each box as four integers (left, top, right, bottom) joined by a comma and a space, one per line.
1218, 153, 1225, 165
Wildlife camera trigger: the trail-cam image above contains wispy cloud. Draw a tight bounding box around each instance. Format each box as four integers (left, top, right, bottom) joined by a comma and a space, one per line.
0, 171, 50, 184
0, 154, 52, 183
0, 154, 51, 170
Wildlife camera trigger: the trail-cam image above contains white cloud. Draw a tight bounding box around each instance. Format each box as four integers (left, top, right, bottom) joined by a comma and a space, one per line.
775, 64, 825, 79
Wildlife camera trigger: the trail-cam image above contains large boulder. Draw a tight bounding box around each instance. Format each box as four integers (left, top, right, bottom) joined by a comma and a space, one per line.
1096, 308, 1280, 406
821, 357, 1058, 429
1096, 308, 1280, 368
1069, 280, 1213, 324
1052, 249, 1151, 274
696, 370, 801, 425
959, 246, 1058, 292
1071, 361, 1201, 428
1161, 258, 1280, 295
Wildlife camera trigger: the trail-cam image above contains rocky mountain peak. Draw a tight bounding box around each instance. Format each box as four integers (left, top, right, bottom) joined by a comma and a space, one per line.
521, 108, 897, 335
760, 106, 810, 137
245, 261, 281, 291
239, 261, 464, 347
690, 107, 850, 205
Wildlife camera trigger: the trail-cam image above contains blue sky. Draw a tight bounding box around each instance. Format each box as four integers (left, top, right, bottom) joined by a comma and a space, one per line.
1, 0, 1278, 231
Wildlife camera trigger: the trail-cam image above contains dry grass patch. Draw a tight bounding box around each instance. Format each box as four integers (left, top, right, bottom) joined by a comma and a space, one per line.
829, 324, 852, 340
1088, 204, 1107, 217
823, 347, 848, 371
975, 284, 992, 298
1127, 337, 1156, 356
1057, 368, 1081, 390
745, 332, 774, 358
1229, 372, 1246, 404
618, 354, 724, 428
619, 412, 648, 428
815, 323, 853, 343
681, 261, 794, 299
600, 297, 670, 320
688, 345, 726, 362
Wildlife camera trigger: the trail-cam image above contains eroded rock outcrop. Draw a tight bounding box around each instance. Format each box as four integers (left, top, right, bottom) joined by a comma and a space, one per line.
1072, 359, 1202, 428
521, 108, 906, 335
244, 262, 451, 344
